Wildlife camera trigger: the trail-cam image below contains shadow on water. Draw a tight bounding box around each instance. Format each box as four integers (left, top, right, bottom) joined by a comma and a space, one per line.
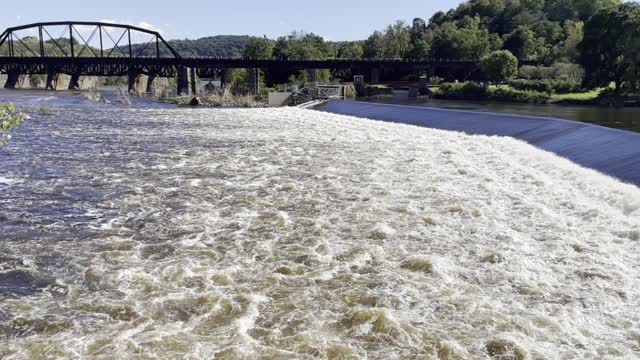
317, 99, 640, 186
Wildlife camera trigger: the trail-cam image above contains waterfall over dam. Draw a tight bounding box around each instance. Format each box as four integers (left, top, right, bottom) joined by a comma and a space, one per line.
317, 100, 640, 186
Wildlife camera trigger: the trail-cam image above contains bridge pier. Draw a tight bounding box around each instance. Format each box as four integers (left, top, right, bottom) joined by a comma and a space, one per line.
146, 75, 156, 93
190, 68, 197, 96
68, 73, 81, 90
370, 68, 380, 84
248, 68, 259, 95
177, 66, 191, 96
426, 67, 434, 80
45, 71, 55, 90
128, 70, 138, 94
307, 68, 318, 85
45, 72, 69, 90
3, 71, 20, 89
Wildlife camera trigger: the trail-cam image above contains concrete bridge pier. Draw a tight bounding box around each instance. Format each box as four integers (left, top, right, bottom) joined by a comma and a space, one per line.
426, 67, 434, 80
45, 70, 56, 90
248, 68, 259, 95
45, 72, 70, 90
3, 71, 20, 89
146, 75, 156, 94
177, 66, 190, 96
190, 68, 197, 95
370, 68, 380, 84
128, 70, 138, 94
128, 71, 151, 95
68, 73, 81, 90
307, 68, 318, 85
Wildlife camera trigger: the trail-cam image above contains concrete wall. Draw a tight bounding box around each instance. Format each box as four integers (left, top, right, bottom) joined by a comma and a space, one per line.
268, 92, 293, 107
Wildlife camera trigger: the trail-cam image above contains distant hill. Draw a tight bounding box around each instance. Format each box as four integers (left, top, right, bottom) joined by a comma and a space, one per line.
133, 35, 250, 58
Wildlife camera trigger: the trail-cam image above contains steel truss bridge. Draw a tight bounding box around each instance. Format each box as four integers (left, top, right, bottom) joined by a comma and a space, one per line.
0, 21, 528, 94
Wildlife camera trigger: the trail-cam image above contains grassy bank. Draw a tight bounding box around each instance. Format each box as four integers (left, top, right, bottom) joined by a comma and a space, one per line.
550, 89, 602, 102
434, 81, 612, 105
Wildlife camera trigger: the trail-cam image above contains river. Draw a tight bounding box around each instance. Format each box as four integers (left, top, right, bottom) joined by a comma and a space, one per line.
1, 90, 639, 358
361, 91, 640, 133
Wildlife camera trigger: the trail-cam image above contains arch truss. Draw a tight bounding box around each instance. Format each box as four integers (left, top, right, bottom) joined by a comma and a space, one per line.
0, 21, 181, 59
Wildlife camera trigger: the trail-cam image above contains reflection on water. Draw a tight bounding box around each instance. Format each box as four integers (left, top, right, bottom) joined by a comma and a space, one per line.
362, 92, 640, 132
0, 90, 639, 358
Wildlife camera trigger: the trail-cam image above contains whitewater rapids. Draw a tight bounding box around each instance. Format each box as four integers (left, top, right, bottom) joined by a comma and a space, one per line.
0, 105, 639, 359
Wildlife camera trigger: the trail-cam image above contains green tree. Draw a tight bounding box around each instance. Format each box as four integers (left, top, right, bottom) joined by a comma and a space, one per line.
363, 21, 411, 59
503, 26, 548, 60
273, 31, 331, 60
430, 21, 501, 59
337, 42, 364, 58
407, 18, 431, 59
561, 21, 584, 62
1, 103, 26, 148
382, 20, 411, 58
363, 31, 385, 58
482, 50, 518, 84
580, 2, 640, 93
243, 37, 274, 60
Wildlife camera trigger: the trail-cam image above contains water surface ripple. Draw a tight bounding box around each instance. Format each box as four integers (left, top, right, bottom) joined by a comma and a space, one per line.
0, 103, 639, 359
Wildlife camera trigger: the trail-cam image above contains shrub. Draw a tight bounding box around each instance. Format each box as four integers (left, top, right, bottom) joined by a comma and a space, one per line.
518, 63, 584, 81
0, 103, 27, 148
492, 87, 551, 104
436, 82, 492, 100
507, 79, 584, 94
481, 50, 518, 84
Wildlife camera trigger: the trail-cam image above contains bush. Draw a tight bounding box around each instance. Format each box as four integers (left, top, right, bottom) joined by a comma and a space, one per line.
481, 50, 518, 84
492, 87, 551, 104
507, 79, 584, 94
1, 103, 27, 147
436, 82, 492, 100
518, 63, 584, 81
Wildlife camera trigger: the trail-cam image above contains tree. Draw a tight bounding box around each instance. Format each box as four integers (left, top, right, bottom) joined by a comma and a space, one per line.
243, 37, 273, 60
273, 31, 332, 60
482, 50, 518, 84
561, 21, 584, 62
573, 0, 620, 20
503, 26, 547, 60
580, 2, 640, 93
337, 42, 364, 58
382, 20, 412, 58
430, 22, 501, 60
1, 103, 26, 148
408, 18, 431, 59
363, 31, 385, 58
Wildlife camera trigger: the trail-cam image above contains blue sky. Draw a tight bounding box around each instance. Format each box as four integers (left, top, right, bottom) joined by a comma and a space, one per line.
2, 0, 465, 41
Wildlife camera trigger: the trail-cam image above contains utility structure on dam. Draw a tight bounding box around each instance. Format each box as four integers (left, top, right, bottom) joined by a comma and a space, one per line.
0, 21, 534, 95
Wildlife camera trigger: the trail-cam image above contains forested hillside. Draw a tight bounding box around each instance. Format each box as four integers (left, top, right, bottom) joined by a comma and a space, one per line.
132, 35, 250, 57
361, 0, 618, 63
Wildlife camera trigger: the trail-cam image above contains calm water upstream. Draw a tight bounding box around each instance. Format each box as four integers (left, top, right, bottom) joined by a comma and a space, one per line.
362, 93, 640, 133
0, 90, 639, 358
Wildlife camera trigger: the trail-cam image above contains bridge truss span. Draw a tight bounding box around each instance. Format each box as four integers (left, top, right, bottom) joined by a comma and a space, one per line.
0, 21, 181, 59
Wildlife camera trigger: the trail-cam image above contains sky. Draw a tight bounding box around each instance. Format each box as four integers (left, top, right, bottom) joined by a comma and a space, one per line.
2, 0, 466, 41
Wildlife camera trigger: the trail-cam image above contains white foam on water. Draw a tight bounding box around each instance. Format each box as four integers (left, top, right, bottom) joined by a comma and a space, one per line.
1, 106, 639, 359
